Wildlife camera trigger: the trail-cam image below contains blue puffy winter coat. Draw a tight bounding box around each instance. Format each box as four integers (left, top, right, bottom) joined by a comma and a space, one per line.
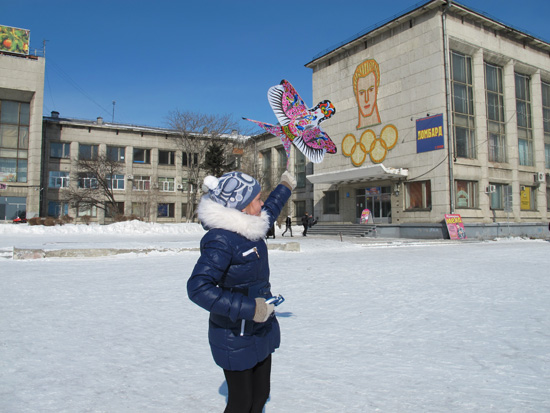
187, 184, 291, 371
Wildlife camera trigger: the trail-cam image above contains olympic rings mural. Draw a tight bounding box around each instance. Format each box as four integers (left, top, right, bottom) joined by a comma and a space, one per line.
342, 125, 398, 165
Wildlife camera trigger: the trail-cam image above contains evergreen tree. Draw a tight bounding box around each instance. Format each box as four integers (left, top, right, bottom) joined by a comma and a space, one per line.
203, 142, 228, 177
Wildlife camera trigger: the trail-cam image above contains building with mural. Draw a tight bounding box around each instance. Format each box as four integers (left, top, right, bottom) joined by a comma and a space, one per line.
301, 0, 550, 236
0, 25, 44, 221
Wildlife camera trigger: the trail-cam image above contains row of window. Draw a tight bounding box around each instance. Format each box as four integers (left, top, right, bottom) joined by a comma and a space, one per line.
47, 201, 195, 219
48, 171, 194, 192
451, 51, 550, 168
319, 180, 548, 216
0, 100, 30, 183
50, 142, 200, 166
406, 180, 545, 211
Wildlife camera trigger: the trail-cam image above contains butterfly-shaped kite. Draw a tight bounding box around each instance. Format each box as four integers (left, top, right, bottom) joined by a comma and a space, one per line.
244, 79, 337, 164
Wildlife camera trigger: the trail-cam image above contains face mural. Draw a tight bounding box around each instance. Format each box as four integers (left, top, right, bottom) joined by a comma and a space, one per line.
342, 59, 399, 166
353, 59, 381, 129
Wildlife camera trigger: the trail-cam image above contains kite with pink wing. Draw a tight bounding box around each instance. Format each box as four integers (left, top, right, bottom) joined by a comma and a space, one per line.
244, 79, 337, 164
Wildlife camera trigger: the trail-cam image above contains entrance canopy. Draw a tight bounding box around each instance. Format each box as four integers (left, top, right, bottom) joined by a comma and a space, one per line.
306, 164, 408, 185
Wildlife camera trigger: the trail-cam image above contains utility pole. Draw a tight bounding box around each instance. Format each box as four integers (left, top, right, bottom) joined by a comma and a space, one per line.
112, 101, 116, 123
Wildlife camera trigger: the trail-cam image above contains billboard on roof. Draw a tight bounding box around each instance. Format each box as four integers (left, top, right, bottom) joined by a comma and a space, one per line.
0, 25, 30, 55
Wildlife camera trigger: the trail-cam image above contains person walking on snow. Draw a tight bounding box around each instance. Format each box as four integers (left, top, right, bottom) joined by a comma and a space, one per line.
301, 212, 310, 236
188, 170, 296, 413
282, 215, 293, 237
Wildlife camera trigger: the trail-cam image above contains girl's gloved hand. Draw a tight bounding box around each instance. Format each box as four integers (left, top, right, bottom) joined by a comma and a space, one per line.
280, 171, 297, 190
253, 297, 275, 323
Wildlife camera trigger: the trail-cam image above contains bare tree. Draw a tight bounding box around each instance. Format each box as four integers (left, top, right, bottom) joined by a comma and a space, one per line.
62, 155, 123, 218
166, 110, 245, 221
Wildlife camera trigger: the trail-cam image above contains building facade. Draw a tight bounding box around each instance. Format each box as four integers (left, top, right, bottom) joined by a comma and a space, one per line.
301, 0, 550, 233
0, 45, 44, 220
42, 113, 245, 224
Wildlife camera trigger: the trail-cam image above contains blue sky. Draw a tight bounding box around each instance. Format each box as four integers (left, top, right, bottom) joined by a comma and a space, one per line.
3, 0, 549, 132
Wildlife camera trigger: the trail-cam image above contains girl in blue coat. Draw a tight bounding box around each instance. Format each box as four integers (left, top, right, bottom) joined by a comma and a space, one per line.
188, 170, 295, 413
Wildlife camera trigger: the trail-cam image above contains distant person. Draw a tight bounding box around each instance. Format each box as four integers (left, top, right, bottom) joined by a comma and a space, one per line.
188, 170, 295, 413
282, 216, 293, 237
301, 212, 310, 236
266, 223, 276, 239
309, 215, 318, 228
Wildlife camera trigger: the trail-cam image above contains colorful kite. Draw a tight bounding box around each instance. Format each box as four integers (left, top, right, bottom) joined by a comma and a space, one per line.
244, 79, 337, 164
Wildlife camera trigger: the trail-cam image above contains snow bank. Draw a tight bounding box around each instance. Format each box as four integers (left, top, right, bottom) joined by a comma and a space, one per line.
0, 221, 206, 236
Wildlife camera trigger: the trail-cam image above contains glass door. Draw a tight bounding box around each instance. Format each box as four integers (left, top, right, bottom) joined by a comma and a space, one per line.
356, 186, 392, 223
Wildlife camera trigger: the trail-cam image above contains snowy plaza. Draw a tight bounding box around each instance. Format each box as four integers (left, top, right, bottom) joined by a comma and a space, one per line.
1, 222, 549, 412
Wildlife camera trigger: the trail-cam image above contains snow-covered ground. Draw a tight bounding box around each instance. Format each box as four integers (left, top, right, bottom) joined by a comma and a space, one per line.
1, 222, 549, 412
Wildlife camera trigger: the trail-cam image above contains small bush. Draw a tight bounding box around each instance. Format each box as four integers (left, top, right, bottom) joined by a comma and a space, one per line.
43, 217, 56, 226
61, 215, 74, 224
28, 217, 44, 226
81, 215, 92, 225
114, 214, 142, 222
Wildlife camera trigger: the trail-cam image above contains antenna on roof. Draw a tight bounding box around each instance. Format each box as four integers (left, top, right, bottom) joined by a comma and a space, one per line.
112, 101, 116, 123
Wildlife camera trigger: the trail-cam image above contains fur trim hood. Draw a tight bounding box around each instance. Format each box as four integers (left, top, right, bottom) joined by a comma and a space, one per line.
197, 196, 270, 241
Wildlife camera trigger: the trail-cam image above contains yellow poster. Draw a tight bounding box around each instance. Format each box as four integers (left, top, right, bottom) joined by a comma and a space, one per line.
520, 187, 530, 210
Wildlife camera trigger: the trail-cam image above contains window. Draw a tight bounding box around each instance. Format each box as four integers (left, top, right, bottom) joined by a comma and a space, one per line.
0, 196, 26, 220
0, 99, 29, 183
277, 147, 287, 176
105, 202, 124, 218
295, 150, 306, 189
132, 202, 148, 218
133, 175, 151, 191
0, 158, 18, 182
48, 171, 70, 188
157, 203, 175, 218
133, 148, 151, 164
262, 150, 272, 189
520, 185, 536, 211
77, 204, 97, 217
181, 178, 194, 193
542, 81, 550, 169
489, 183, 511, 210
405, 180, 431, 210
455, 180, 478, 208
228, 153, 242, 169
485, 63, 506, 163
515, 73, 533, 166
323, 190, 339, 214
107, 146, 125, 162
159, 177, 175, 192
47, 201, 69, 217
50, 142, 71, 159
107, 174, 125, 190
181, 202, 197, 219
182, 152, 198, 167
78, 173, 98, 189
451, 51, 476, 159
79, 144, 98, 160
159, 150, 176, 165
294, 200, 306, 218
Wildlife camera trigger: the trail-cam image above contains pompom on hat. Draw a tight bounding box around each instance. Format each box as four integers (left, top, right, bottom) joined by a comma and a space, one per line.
202, 172, 261, 211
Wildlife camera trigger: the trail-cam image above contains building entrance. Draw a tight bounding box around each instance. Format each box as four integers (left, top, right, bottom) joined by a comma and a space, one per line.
355, 186, 391, 223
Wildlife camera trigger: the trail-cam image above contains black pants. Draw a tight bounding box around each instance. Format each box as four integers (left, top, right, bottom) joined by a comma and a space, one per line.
282, 226, 292, 236
223, 355, 272, 413
302, 224, 308, 236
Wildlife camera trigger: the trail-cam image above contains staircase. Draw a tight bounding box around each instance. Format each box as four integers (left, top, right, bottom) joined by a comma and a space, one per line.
307, 223, 377, 238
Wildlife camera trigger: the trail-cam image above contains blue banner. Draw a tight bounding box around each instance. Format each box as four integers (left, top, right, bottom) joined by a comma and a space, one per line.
416, 114, 444, 153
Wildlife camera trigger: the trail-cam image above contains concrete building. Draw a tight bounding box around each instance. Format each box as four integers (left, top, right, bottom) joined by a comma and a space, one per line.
0, 42, 44, 220
297, 0, 550, 238
42, 113, 246, 223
